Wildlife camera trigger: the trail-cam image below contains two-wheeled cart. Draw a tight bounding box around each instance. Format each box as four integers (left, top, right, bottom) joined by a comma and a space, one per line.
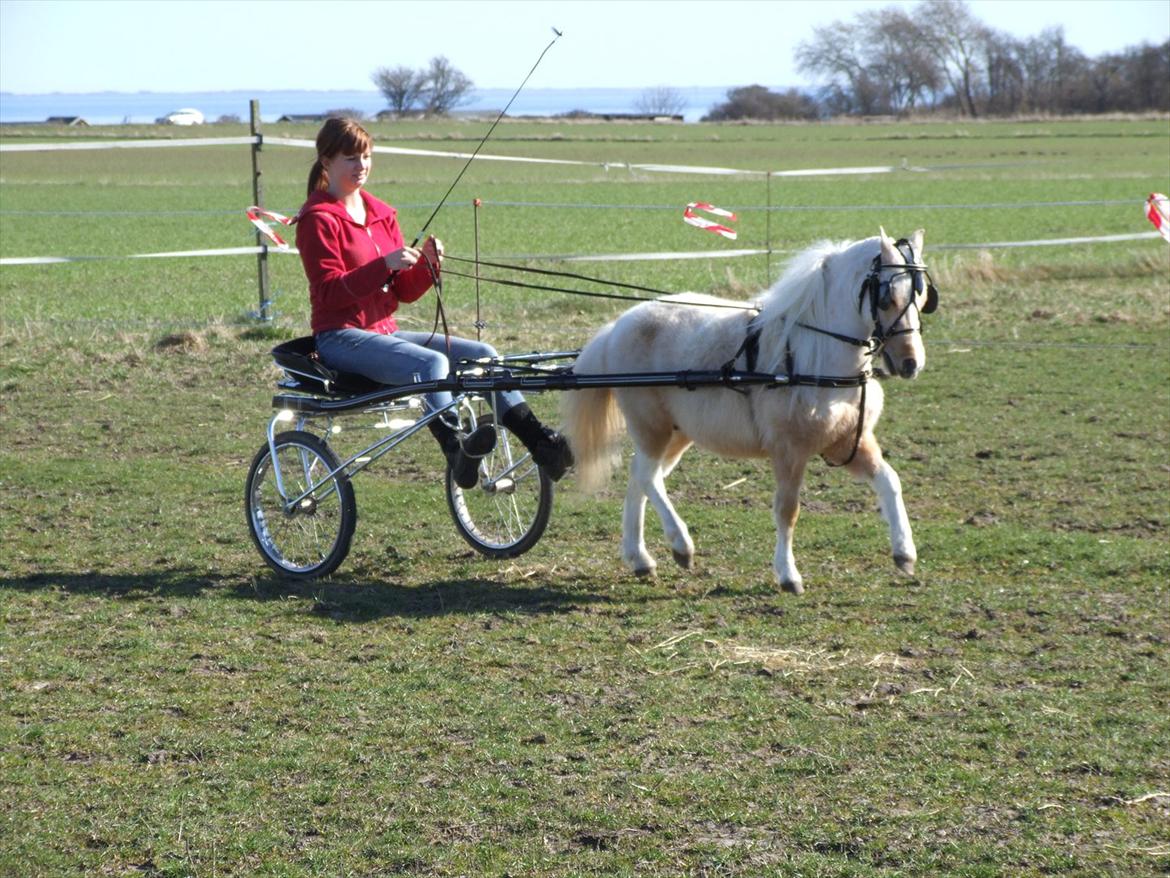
245, 336, 806, 580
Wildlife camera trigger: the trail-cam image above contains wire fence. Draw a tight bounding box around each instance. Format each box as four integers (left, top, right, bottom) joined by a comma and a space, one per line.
1, 132, 1160, 268
2, 120, 1165, 351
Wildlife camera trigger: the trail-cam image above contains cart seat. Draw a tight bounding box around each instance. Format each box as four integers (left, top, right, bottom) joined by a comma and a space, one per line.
271, 336, 386, 397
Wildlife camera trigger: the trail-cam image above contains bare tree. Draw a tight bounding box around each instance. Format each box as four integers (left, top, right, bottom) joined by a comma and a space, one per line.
797, 20, 880, 114
372, 65, 426, 115
1127, 41, 1170, 111
635, 86, 686, 116
798, 12, 940, 116
982, 30, 1025, 115
871, 7, 943, 113
1013, 27, 1066, 113
421, 56, 475, 115
794, 2, 1167, 118
914, 0, 989, 117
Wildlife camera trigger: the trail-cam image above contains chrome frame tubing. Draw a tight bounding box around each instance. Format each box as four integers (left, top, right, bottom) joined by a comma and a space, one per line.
265, 394, 469, 513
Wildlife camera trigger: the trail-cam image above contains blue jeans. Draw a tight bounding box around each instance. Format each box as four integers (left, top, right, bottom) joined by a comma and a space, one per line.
315, 328, 524, 419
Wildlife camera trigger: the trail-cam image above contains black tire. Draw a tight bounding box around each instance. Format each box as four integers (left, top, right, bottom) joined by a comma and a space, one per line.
445, 415, 553, 558
246, 430, 357, 579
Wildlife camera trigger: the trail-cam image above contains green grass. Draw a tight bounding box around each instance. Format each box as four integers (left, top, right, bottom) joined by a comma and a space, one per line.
1, 116, 1168, 877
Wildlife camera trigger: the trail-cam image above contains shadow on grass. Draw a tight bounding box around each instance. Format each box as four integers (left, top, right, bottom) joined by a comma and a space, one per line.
0, 567, 627, 622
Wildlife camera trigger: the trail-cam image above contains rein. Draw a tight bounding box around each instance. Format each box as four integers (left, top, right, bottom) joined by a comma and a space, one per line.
442, 254, 758, 310
430, 240, 938, 469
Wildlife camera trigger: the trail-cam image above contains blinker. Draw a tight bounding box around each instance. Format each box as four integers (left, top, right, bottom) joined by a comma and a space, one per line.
923, 282, 939, 314
860, 245, 940, 319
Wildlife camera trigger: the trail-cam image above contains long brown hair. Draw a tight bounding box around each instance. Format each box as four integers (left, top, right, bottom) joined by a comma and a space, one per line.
307, 117, 373, 196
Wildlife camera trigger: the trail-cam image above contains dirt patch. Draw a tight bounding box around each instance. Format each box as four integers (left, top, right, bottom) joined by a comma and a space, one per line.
155, 330, 209, 353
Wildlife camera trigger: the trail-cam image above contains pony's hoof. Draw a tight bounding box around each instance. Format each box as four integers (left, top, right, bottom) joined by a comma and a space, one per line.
632, 564, 657, 579
780, 579, 805, 595
894, 555, 916, 576
671, 549, 695, 571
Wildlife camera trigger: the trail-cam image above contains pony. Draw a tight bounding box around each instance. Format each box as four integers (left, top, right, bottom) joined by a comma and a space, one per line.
561, 228, 938, 593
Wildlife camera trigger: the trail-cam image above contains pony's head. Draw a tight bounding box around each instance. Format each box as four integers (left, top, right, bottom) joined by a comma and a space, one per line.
864, 228, 938, 380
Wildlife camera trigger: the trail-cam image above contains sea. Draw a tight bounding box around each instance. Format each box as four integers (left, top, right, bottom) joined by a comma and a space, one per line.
0, 86, 746, 125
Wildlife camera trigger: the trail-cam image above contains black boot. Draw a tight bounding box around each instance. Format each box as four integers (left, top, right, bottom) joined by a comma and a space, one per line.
501, 403, 573, 482
427, 419, 495, 489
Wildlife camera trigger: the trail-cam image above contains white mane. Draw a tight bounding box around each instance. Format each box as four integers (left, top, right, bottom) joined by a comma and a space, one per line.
753, 236, 879, 376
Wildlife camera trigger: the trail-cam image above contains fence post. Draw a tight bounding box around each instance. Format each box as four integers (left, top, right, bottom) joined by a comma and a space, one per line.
250, 99, 271, 322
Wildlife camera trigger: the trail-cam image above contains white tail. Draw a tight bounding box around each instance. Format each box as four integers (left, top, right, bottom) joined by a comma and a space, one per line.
561, 387, 623, 493
560, 325, 626, 493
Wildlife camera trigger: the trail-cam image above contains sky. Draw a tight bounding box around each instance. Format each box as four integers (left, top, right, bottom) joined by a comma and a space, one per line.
1, 0, 1168, 94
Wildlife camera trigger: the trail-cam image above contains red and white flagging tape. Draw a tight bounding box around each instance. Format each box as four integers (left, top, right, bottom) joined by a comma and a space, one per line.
1146, 193, 1169, 243
683, 202, 737, 240
246, 206, 293, 249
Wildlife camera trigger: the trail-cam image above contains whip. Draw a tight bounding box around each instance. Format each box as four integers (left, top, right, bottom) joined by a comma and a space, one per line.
411, 27, 563, 247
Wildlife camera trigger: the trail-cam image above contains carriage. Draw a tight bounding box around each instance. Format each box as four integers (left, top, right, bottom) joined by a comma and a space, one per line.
245, 230, 938, 590
244, 338, 782, 580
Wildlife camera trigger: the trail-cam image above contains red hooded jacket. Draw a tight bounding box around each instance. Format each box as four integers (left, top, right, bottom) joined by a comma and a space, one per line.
295, 189, 436, 335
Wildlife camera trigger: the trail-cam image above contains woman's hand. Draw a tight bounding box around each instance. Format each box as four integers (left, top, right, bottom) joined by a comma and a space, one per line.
421, 236, 444, 270
384, 246, 421, 272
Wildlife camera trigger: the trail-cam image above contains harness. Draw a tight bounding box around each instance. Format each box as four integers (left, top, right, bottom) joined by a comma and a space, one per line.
723, 238, 940, 466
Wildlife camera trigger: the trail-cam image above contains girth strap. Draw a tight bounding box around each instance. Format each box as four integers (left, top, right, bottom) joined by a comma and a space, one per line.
719, 315, 763, 393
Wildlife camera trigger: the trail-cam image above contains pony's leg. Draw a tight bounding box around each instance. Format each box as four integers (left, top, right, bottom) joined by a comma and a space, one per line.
622, 439, 694, 575
650, 438, 696, 570
844, 436, 917, 575
621, 450, 657, 577
770, 455, 808, 594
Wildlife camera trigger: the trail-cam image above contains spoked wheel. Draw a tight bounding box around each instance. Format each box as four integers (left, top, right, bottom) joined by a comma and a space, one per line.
246, 430, 356, 579
445, 415, 553, 558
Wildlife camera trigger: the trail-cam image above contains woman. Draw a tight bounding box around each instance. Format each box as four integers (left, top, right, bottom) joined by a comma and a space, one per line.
294, 117, 571, 488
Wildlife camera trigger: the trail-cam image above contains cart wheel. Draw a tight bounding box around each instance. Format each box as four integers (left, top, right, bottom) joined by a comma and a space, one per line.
445, 415, 553, 558
246, 430, 356, 579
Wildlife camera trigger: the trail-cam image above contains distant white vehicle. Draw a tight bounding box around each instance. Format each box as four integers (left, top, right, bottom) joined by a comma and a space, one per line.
156, 108, 204, 126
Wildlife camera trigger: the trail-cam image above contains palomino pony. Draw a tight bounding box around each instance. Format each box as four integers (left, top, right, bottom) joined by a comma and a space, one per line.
561, 229, 938, 593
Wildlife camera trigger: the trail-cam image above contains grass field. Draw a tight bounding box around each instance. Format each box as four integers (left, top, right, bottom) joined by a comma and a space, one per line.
1, 116, 1168, 877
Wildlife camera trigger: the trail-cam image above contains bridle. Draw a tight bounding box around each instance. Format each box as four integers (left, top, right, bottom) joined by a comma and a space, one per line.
437, 237, 940, 469
799, 237, 940, 361
859, 237, 939, 346
778, 237, 941, 466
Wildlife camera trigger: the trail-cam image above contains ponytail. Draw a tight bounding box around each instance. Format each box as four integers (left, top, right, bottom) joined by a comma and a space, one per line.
306, 159, 328, 196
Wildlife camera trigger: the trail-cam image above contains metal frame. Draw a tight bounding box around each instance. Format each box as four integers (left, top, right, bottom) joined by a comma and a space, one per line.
263, 347, 869, 515
265, 394, 483, 514
270, 350, 866, 418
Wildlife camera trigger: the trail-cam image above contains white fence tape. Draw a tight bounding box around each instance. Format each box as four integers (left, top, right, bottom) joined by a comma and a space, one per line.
938, 232, 1160, 248
0, 136, 258, 152
1, 134, 1163, 267
1, 133, 913, 178
1, 246, 272, 265
1, 231, 1161, 268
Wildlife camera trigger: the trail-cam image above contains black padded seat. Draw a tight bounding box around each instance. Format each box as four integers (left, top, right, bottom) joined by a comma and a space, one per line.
271, 337, 387, 397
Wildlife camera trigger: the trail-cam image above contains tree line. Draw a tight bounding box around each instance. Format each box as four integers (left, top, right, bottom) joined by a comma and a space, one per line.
710, 0, 1168, 120
370, 1, 1167, 122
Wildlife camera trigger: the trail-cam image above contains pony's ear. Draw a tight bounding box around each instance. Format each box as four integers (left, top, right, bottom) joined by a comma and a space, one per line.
911, 229, 925, 257
879, 227, 899, 263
